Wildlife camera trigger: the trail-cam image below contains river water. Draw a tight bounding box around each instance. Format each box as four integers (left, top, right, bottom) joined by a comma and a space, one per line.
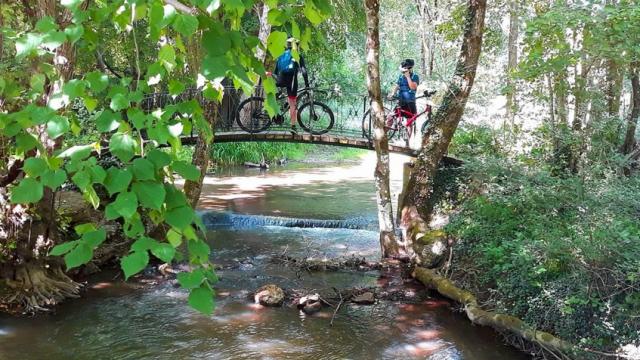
0, 154, 529, 359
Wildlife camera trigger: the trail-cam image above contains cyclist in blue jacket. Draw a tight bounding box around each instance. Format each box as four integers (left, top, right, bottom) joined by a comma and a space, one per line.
387, 59, 420, 116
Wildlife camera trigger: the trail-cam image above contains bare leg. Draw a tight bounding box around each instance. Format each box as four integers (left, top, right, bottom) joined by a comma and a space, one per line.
288, 97, 297, 126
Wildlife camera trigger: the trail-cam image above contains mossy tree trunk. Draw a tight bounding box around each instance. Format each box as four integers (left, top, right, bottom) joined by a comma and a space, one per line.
400, 0, 486, 266
1, 0, 88, 313
364, 0, 402, 258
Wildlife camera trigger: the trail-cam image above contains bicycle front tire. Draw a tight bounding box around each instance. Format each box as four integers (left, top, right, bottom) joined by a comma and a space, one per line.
297, 101, 334, 135
361, 108, 396, 141
236, 96, 272, 133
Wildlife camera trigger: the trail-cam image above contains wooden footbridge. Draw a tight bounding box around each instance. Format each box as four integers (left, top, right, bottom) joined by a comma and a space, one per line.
180, 130, 421, 156
144, 86, 461, 164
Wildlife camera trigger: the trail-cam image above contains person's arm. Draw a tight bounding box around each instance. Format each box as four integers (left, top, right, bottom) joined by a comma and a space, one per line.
299, 54, 310, 88
405, 72, 418, 91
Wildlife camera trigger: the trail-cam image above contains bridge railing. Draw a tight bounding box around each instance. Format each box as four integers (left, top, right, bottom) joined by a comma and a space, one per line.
141, 85, 372, 139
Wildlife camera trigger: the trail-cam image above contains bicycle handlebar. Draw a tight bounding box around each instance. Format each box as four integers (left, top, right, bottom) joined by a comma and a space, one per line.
387, 90, 437, 101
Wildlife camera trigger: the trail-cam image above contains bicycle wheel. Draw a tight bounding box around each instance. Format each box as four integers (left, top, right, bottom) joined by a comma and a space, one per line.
236, 96, 272, 133
297, 101, 334, 135
361, 108, 397, 141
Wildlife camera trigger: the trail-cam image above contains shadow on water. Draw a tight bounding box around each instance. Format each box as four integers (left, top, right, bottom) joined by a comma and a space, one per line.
0, 155, 530, 359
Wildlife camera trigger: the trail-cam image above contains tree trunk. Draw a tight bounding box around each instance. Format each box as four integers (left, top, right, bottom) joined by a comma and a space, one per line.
504, 0, 519, 130
621, 63, 639, 156
400, 0, 486, 266
255, 2, 272, 64
605, 59, 623, 117
183, 33, 217, 209
364, 0, 401, 259
1, 0, 85, 313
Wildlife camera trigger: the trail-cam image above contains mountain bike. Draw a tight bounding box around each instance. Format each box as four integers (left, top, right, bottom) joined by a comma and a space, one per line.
235, 87, 335, 135
361, 90, 437, 143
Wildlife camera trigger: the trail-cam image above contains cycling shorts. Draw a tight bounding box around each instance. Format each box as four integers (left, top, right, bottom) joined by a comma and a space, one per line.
277, 73, 298, 99
400, 100, 417, 117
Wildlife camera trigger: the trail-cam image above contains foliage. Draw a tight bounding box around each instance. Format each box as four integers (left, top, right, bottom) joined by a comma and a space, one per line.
447, 123, 501, 158
446, 157, 640, 352
0, 0, 331, 314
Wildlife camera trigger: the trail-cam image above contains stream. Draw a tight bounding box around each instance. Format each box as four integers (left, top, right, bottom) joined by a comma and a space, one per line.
0, 153, 529, 359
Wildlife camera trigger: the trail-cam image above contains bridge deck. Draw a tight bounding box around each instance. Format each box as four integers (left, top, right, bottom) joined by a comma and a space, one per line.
180, 131, 462, 166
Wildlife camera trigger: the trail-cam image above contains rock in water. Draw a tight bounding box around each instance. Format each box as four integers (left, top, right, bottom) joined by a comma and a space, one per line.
352, 292, 375, 305
254, 284, 284, 306
297, 293, 322, 314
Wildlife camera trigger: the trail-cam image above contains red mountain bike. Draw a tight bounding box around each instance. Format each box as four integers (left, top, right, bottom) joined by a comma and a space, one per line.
361, 90, 437, 143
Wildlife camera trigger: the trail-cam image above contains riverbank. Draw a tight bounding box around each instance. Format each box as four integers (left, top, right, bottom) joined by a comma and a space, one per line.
438, 157, 640, 359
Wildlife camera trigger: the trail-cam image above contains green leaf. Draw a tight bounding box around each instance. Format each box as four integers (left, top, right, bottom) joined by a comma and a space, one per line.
41, 169, 67, 190
109, 133, 137, 162
203, 30, 231, 56
121, 250, 149, 280
83, 228, 106, 248
16, 132, 39, 152
168, 79, 185, 96
83, 97, 98, 112
16, 33, 44, 58
188, 285, 214, 315
112, 191, 138, 219
110, 93, 130, 111
46, 116, 70, 139
132, 158, 156, 181
23, 158, 49, 177
132, 181, 166, 210
36, 16, 58, 32
96, 110, 121, 132
172, 161, 200, 181
64, 25, 84, 44
148, 149, 171, 169
128, 108, 147, 130
64, 243, 93, 269
131, 236, 157, 252
201, 55, 230, 80
42, 31, 66, 50
166, 206, 194, 230
266, 31, 287, 59
72, 170, 91, 191
159, 45, 177, 73
165, 185, 188, 209
10, 178, 44, 204
63, 79, 86, 99
86, 71, 109, 93
187, 238, 210, 263
172, 13, 199, 37
104, 167, 133, 196
124, 216, 145, 238
151, 243, 176, 263
74, 223, 97, 235
167, 228, 183, 247
49, 240, 78, 256
177, 269, 204, 289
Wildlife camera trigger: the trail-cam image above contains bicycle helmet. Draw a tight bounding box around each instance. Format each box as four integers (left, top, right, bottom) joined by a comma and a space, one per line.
399, 59, 415, 71
286, 37, 300, 49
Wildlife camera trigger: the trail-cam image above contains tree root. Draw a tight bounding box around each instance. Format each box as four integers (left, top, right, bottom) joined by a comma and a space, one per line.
413, 267, 578, 359
3, 263, 82, 313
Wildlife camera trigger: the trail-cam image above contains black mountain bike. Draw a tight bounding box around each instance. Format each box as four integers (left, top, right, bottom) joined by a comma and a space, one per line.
235, 87, 335, 135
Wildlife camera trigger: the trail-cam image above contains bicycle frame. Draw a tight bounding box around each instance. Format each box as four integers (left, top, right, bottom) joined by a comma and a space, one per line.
391, 103, 432, 129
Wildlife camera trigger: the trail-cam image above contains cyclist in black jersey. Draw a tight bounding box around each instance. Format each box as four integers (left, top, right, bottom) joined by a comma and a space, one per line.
270, 37, 309, 135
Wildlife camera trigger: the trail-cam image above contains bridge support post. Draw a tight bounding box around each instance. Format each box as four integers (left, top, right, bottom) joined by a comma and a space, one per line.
396, 161, 412, 225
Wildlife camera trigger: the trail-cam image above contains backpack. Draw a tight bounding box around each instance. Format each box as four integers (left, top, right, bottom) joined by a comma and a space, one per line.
276, 49, 297, 75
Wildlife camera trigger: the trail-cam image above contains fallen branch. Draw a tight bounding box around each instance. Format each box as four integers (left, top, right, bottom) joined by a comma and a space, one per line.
412, 267, 575, 357
330, 287, 343, 326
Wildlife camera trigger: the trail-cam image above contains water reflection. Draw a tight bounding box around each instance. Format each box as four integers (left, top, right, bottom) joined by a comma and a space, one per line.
0, 155, 529, 360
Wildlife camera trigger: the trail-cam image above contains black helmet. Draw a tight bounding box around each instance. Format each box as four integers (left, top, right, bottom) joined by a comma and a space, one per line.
401, 59, 415, 69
